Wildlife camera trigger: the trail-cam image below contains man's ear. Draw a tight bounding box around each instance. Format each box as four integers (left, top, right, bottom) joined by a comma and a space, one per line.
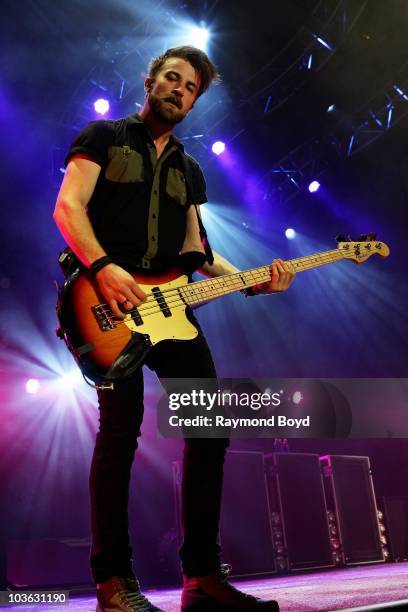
144, 76, 155, 94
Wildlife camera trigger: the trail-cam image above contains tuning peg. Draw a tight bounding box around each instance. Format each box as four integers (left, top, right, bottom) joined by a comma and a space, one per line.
359, 234, 368, 242
335, 234, 346, 243
367, 232, 377, 241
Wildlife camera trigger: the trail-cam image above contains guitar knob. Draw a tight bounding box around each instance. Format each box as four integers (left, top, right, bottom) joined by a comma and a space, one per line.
367, 232, 377, 241
359, 234, 368, 242
335, 234, 346, 243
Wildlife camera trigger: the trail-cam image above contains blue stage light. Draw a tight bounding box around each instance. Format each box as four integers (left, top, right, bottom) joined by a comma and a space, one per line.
308, 180, 320, 193
285, 228, 296, 240
187, 25, 210, 51
212, 141, 225, 155
314, 35, 333, 51
60, 370, 83, 390
327, 104, 336, 113
94, 98, 110, 115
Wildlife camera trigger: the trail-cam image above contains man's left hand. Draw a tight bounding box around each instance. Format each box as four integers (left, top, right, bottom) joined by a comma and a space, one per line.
255, 259, 295, 294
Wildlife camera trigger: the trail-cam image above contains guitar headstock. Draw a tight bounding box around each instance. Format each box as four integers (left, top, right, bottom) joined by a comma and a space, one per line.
336, 234, 390, 263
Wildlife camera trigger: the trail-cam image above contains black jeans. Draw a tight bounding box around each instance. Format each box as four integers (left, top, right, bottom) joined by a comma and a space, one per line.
89, 320, 229, 583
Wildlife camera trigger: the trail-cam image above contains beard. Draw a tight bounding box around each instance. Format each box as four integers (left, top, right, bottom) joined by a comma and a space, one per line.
148, 93, 186, 125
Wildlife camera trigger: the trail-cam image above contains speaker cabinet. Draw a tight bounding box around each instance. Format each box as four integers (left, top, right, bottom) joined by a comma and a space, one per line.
7, 538, 92, 587
264, 453, 333, 571
382, 496, 408, 561
320, 455, 384, 565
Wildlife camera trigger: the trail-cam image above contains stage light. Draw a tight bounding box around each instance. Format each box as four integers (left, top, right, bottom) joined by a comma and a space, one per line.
212, 141, 225, 155
26, 378, 40, 395
60, 370, 82, 389
285, 228, 296, 240
313, 35, 333, 52
308, 180, 320, 193
186, 25, 210, 51
94, 98, 110, 115
327, 104, 336, 113
393, 84, 408, 101
292, 391, 303, 404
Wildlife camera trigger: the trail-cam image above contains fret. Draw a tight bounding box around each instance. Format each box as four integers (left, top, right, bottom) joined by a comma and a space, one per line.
179, 249, 347, 307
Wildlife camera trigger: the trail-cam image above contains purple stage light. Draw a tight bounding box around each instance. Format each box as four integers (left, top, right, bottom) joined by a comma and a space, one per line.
308, 180, 320, 193
292, 391, 303, 404
212, 141, 226, 156
285, 228, 296, 240
26, 378, 40, 395
94, 98, 110, 115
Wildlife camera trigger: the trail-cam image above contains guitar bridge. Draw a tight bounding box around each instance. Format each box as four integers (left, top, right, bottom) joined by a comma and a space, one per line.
92, 304, 117, 331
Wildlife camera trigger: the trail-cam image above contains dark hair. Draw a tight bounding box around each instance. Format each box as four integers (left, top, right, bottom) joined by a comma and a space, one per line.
148, 45, 220, 98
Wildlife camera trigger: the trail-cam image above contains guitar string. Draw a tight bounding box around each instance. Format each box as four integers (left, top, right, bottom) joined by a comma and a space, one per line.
102, 251, 347, 326
110, 251, 345, 323
106, 248, 345, 309
85, 248, 376, 353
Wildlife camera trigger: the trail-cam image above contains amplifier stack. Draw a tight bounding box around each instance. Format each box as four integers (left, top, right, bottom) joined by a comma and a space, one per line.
173, 451, 385, 577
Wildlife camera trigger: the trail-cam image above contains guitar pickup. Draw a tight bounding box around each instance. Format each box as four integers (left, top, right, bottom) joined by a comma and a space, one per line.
152, 286, 171, 317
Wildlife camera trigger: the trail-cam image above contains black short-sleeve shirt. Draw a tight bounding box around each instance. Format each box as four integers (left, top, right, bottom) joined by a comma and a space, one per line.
65, 114, 208, 271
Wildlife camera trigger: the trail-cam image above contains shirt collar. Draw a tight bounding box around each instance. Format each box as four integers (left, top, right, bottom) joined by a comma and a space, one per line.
128, 114, 185, 152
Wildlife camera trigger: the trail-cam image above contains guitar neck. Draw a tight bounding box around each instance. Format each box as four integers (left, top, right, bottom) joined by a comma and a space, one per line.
180, 248, 344, 307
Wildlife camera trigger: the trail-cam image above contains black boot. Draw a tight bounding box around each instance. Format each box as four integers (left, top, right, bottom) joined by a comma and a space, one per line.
181, 571, 279, 611
96, 576, 165, 612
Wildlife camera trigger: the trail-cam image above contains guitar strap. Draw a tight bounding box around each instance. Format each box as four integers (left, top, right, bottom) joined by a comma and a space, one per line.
181, 155, 214, 266
194, 204, 214, 265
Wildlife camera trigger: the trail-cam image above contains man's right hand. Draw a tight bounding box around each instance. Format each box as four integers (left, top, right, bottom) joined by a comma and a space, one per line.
95, 263, 147, 319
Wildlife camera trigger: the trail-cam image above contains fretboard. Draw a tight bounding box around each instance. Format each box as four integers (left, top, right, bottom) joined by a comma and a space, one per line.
179, 248, 344, 307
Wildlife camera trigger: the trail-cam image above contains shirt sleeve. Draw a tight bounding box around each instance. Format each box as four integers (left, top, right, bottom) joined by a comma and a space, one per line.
184, 154, 208, 204
64, 120, 115, 168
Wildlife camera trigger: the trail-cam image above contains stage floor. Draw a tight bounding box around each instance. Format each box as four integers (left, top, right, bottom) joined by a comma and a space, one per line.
5, 562, 408, 611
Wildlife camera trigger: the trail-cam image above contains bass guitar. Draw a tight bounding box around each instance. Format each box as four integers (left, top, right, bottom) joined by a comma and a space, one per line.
56, 238, 389, 384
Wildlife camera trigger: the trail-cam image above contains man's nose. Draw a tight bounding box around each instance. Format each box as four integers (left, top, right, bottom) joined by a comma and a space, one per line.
172, 87, 184, 98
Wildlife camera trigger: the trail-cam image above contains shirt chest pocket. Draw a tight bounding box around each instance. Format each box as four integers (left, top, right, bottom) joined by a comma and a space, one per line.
105, 146, 144, 182
166, 167, 187, 207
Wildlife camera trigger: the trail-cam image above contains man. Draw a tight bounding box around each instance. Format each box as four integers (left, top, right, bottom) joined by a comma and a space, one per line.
54, 46, 294, 612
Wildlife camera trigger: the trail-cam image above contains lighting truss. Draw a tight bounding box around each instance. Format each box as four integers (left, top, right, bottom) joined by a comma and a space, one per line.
242, 0, 369, 117
261, 138, 331, 205
328, 73, 408, 157
260, 68, 408, 204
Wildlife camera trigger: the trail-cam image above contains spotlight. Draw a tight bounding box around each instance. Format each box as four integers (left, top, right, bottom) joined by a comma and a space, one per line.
26, 378, 40, 395
212, 141, 225, 155
285, 228, 296, 240
327, 104, 336, 113
292, 391, 303, 404
60, 370, 82, 389
186, 25, 210, 51
94, 98, 110, 115
313, 35, 333, 52
308, 180, 320, 193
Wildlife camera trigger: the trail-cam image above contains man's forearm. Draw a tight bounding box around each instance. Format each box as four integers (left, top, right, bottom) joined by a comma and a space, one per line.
198, 251, 240, 278
53, 199, 106, 267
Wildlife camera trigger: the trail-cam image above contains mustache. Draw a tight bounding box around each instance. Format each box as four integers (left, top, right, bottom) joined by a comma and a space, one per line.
164, 96, 182, 109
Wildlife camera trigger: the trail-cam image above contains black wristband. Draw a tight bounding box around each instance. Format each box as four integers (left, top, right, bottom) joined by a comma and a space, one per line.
89, 256, 113, 276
